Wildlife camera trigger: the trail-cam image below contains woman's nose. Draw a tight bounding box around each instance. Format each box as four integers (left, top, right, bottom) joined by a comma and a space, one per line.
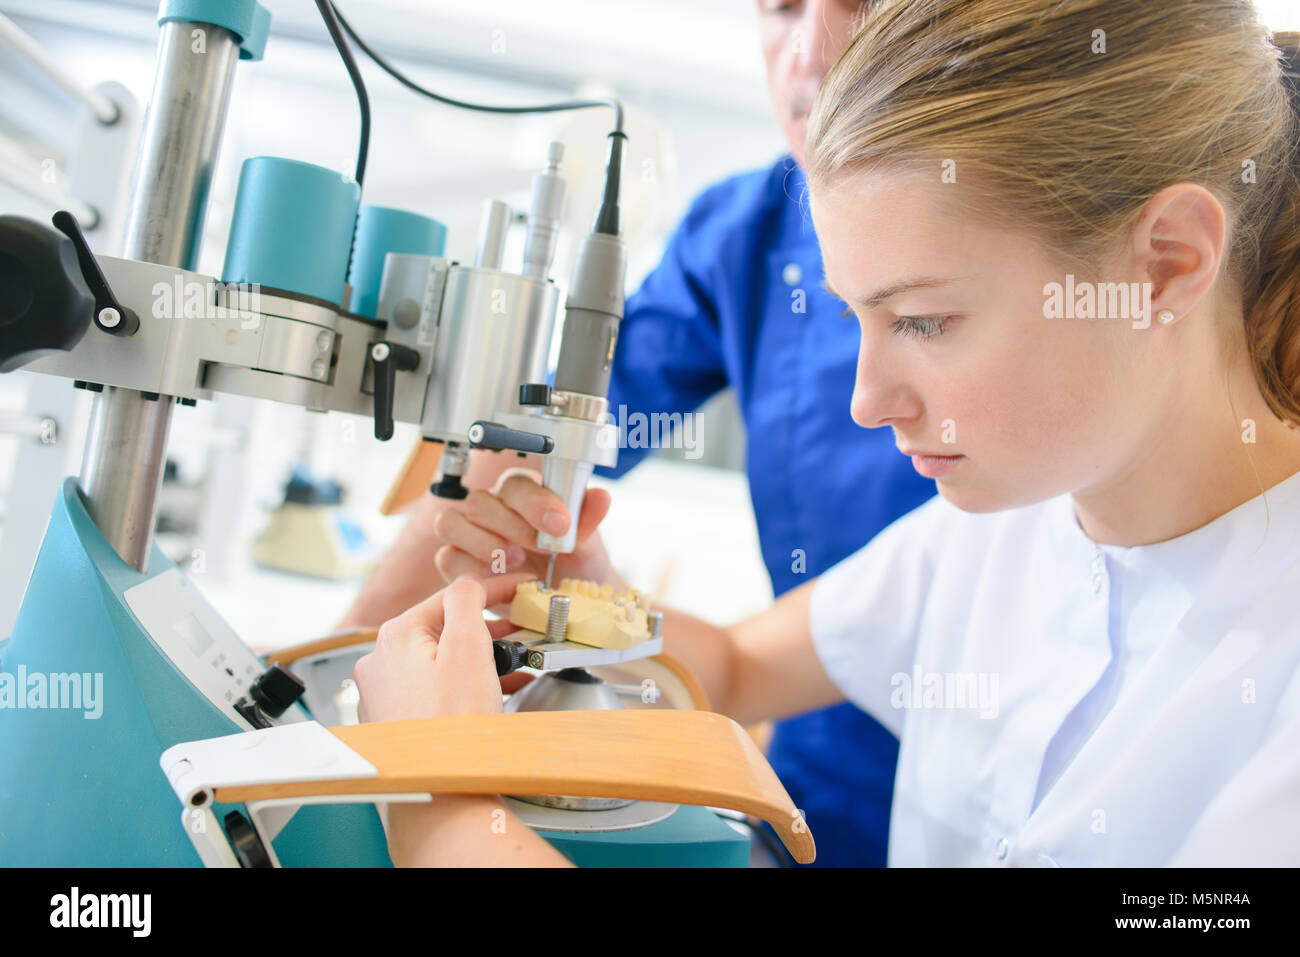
851, 343, 921, 429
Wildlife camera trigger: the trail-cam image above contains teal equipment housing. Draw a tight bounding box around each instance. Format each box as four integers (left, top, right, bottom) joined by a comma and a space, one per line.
0, 479, 390, 866
347, 205, 448, 318
0, 481, 748, 866
157, 0, 270, 61
221, 156, 360, 306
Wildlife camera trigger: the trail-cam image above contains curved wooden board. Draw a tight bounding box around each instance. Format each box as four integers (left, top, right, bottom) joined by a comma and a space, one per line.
588, 652, 711, 711
213, 709, 815, 864
265, 628, 379, 667
379, 440, 442, 515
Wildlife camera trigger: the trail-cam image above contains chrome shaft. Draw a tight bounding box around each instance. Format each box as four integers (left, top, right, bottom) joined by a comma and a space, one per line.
78, 22, 240, 571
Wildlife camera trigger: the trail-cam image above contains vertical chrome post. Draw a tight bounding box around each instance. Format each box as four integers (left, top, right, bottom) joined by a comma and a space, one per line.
474, 199, 511, 270
79, 22, 240, 571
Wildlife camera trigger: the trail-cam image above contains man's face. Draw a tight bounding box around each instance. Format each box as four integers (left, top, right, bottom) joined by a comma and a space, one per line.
757, 0, 870, 168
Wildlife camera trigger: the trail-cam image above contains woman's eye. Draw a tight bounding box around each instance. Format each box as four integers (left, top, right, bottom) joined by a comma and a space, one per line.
890, 316, 952, 340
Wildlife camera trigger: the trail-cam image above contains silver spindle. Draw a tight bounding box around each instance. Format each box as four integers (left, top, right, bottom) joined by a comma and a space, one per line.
545, 593, 570, 643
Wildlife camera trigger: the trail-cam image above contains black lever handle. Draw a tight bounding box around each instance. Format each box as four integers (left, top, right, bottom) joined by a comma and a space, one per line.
51, 210, 139, 337
467, 420, 554, 455
371, 341, 420, 441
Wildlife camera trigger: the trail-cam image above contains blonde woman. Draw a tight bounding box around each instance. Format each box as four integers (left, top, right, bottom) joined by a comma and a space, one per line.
354, 0, 1300, 866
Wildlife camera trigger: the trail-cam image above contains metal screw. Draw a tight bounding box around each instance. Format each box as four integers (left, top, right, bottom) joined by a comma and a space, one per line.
371, 342, 390, 362
527, 651, 544, 669
545, 594, 570, 643
98, 306, 120, 328
392, 298, 421, 328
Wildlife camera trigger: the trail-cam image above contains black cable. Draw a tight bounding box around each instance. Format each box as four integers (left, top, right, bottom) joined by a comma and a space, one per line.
327, 1, 623, 134
593, 130, 626, 236
315, 0, 370, 187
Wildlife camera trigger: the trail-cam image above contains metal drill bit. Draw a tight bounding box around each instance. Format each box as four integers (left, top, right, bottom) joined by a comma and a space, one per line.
545, 551, 557, 591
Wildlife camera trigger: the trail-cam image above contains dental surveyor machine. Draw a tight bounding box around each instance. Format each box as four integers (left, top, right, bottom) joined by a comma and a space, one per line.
0, 0, 814, 868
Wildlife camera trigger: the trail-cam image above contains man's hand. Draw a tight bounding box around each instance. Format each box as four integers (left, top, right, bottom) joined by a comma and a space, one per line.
353, 573, 532, 724
432, 468, 624, 590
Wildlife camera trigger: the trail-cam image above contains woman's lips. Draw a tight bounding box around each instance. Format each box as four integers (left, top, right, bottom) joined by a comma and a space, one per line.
904, 451, 966, 478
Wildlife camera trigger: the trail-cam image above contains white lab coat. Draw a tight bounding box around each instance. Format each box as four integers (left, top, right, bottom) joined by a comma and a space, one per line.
810, 467, 1300, 866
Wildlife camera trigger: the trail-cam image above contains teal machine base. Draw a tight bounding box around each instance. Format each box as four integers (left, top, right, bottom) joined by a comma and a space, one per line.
0, 479, 748, 867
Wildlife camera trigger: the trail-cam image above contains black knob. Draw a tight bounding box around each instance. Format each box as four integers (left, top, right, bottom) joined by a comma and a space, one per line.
249, 663, 306, 718
371, 341, 420, 441
519, 383, 551, 406
430, 472, 469, 500
223, 811, 273, 868
493, 639, 528, 676
0, 214, 94, 372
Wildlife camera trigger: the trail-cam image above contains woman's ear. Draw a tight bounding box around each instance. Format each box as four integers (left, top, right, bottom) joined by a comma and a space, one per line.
1131, 183, 1227, 320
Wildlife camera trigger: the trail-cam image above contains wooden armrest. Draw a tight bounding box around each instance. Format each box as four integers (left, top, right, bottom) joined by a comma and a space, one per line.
590, 652, 711, 711
213, 710, 815, 864
380, 440, 443, 515
264, 628, 379, 667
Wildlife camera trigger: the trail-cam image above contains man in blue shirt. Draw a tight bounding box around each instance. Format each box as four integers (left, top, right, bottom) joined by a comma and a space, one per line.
338, 0, 935, 865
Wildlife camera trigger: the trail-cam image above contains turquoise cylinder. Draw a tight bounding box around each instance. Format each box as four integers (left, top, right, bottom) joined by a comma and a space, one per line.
222, 156, 360, 305
347, 205, 448, 318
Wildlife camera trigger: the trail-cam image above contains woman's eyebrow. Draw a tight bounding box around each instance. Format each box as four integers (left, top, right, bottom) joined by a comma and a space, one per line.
823, 275, 963, 308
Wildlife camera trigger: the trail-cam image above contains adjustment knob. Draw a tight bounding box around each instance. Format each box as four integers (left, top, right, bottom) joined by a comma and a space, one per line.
0, 215, 94, 372
430, 472, 469, 500
493, 639, 529, 677
249, 663, 306, 718
519, 383, 552, 406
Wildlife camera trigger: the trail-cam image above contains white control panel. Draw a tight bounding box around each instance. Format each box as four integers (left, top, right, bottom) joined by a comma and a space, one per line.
124, 568, 306, 728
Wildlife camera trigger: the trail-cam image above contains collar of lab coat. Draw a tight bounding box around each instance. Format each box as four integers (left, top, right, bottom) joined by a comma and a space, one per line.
1047, 466, 1300, 637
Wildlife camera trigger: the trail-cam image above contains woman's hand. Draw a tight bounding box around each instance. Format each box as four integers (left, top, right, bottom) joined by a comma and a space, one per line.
353, 573, 532, 723
432, 467, 624, 590
352, 572, 574, 868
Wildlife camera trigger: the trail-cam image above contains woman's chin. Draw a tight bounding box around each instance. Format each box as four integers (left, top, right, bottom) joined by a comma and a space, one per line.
936, 479, 1013, 514
938, 475, 1059, 515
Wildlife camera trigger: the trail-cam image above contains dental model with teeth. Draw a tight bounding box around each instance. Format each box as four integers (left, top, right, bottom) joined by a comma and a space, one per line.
510, 579, 651, 650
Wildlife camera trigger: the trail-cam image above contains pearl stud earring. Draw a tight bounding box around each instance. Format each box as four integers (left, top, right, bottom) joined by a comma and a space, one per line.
1157, 309, 1174, 324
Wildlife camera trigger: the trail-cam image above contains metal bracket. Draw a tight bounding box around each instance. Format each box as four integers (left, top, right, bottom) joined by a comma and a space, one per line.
507, 629, 663, 670
160, 720, 427, 868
